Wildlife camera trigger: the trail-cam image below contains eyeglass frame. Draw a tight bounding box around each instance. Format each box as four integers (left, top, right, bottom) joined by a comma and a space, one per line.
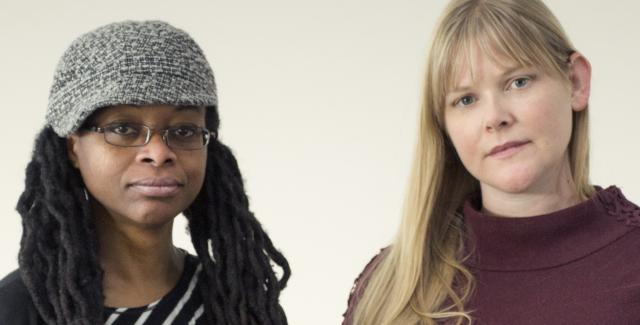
84, 123, 215, 150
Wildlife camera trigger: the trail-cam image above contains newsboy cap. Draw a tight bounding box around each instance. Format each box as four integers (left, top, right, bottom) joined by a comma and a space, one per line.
46, 20, 218, 137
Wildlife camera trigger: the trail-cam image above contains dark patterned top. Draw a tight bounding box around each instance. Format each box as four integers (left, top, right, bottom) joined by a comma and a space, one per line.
103, 254, 205, 325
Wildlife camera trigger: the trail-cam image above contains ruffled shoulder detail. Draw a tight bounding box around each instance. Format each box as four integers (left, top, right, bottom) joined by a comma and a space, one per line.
342, 247, 388, 325
596, 186, 640, 226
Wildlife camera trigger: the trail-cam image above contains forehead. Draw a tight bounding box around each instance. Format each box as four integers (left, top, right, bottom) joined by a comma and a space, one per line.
448, 44, 523, 89
88, 104, 205, 123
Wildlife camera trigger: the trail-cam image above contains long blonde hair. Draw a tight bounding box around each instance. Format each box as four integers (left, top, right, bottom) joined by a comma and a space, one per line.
352, 0, 594, 324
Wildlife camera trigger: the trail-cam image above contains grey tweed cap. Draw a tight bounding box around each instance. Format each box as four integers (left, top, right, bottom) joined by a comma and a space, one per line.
46, 20, 218, 137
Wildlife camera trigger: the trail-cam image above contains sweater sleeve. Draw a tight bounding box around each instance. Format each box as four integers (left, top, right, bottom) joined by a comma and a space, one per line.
0, 269, 43, 325
342, 248, 388, 325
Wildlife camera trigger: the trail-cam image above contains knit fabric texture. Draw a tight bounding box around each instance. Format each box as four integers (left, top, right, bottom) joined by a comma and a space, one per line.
46, 20, 218, 137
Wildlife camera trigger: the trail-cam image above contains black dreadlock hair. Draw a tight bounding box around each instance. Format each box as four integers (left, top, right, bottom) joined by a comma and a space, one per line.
17, 108, 291, 324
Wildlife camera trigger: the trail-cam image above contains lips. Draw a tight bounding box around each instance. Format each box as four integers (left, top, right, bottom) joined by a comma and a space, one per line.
488, 140, 531, 157
128, 177, 184, 197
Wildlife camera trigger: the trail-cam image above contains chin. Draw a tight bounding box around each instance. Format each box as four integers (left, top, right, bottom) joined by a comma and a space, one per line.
127, 207, 182, 229
495, 181, 534, 194
487, 168, 538, 194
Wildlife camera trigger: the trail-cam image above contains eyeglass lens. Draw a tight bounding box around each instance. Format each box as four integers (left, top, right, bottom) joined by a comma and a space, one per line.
103, 124, 209, 150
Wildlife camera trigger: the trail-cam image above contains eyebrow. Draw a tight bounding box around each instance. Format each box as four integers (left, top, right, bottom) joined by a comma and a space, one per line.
448, 65, 525, 94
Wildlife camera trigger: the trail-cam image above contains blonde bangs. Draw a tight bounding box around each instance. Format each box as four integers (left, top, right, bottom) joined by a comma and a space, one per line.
428, 0, 574, 125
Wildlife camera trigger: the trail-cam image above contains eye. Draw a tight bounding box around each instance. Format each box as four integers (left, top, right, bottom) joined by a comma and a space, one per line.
508, 76, 532, 90
454, 95, 476, 108
170, 125, 198, 138
106, 123, 141, 136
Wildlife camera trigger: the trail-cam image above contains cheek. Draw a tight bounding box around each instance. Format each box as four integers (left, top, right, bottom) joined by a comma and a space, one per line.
76, 147, 127, 193
184, 151, 207, 188
445, 118, 480, 166
526, 93, 573, 147
79, 145, 120, 171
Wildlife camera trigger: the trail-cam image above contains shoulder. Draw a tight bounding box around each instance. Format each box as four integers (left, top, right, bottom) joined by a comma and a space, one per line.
595, 185, 640, 226
342, 247, 389, 325
0, 269, 41, 324
0, 269, 31, 308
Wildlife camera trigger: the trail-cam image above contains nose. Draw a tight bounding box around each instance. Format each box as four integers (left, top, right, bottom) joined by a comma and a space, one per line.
484, 96, 514, 132
136, 132, 176, 166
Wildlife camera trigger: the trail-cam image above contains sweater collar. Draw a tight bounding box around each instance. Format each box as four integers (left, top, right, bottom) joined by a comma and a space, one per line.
463, 186, 639, 271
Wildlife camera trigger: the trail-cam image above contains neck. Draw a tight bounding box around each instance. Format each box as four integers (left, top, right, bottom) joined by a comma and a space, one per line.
480, 158, 580, 218
95, 206, 185, 307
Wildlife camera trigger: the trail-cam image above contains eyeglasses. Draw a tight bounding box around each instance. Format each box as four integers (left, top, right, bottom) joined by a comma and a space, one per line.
86, 123, 214, 150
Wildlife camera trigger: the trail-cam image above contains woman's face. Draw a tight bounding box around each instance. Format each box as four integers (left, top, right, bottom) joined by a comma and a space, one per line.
443, 49, 590, 197
67, 104, 208, 229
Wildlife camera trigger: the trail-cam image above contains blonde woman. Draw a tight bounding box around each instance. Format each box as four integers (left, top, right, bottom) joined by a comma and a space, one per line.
343, 0, 640, 324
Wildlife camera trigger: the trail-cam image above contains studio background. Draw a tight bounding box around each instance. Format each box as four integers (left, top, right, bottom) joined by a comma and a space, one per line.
1, 1, 638, 324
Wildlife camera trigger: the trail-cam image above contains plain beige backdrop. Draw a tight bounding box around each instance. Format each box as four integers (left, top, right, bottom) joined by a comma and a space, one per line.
1, 1, 639, 324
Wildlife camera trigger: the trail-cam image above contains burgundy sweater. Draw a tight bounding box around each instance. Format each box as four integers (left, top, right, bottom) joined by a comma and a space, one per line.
343, 186, 640, 325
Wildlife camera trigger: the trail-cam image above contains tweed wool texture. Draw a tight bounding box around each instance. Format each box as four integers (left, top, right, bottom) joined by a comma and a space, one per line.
46, 20, 217, 137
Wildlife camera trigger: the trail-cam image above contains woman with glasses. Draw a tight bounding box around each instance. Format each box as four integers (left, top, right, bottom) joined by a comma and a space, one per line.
343, 0, 640, 324
0, 21, 290, 325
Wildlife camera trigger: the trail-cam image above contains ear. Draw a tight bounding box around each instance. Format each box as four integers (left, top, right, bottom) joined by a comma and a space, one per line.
67, 135, 81, 169
568, 52, 591, 112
